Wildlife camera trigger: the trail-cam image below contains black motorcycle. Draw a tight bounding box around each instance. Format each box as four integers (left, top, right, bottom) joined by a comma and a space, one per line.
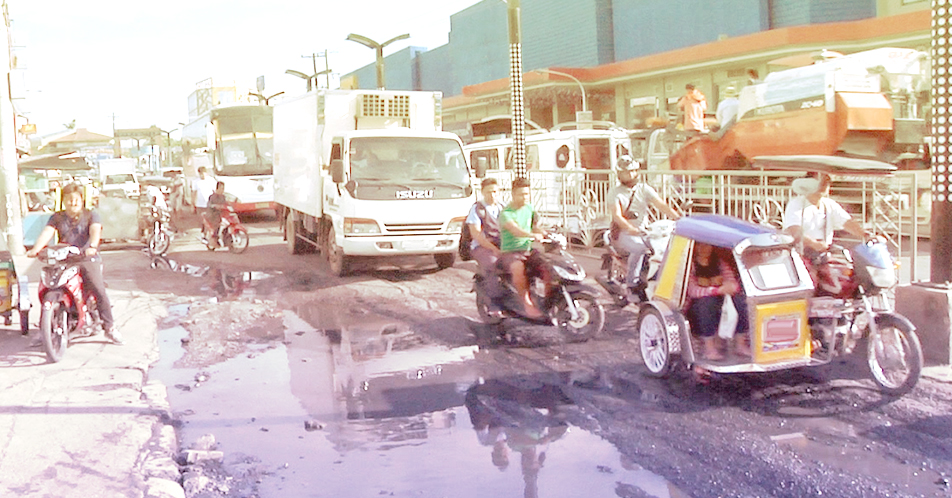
145, 205, 173, 256
473, 234, 604, 343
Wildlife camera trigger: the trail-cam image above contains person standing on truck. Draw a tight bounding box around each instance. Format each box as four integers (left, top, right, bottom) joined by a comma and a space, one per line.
677, 84, 707, 134
26, 183, 122, 345
715, 86, 740, 129
499, 177, 549, 320
465, 178, 503, 315
607, 156, 681, 298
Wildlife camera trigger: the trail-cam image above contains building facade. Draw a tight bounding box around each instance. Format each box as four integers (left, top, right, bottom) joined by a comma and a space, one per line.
341, 0, 930, 138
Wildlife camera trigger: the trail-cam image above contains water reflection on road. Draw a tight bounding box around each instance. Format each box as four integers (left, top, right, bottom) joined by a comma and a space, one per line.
152, 306, 684, 497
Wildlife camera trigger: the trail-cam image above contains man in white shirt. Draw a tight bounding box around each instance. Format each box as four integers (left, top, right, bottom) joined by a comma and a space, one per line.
191, 166, 217, 214
783, 173, 866, 257
607, 156, 680, 295
716, 86, 739, 128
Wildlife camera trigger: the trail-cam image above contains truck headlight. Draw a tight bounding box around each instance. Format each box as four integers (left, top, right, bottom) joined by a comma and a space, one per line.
447, 216, 466, 233
344, 218, 381, 235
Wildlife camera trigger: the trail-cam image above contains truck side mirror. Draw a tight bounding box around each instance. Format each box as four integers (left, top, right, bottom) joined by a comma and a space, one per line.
330, 159, 345, 183
475, 157, 488, 178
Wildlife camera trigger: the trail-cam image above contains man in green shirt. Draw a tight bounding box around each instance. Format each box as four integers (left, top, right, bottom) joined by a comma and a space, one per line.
499, 177, 548, 320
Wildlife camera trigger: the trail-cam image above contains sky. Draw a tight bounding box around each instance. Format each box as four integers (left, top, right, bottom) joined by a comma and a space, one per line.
10, 0, 485, 139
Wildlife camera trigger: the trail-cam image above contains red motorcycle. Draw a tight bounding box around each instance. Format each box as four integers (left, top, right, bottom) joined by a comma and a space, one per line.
201, 205, 249, 254
37, 245, 105, 362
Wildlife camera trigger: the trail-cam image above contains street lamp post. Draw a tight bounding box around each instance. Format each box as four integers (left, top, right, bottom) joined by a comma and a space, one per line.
346, 33, 410, 90
285, 69, 333, 92
534, 68, 589, 124
162, 128, 177, 171
249, 91, 285, 105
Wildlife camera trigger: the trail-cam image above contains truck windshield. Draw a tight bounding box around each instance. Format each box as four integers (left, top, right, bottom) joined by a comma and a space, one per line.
349, 137, 468, 185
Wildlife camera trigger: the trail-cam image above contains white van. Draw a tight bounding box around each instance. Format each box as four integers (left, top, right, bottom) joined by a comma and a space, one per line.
464, 120, 632, 238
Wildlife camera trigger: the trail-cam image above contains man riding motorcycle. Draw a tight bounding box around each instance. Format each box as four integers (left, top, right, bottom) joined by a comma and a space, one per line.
499, 177, 549, 320
607, 155, 680, 297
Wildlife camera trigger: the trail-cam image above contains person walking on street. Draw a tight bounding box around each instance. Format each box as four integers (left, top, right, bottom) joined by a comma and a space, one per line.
678, 84, 707, 134
191, 166, 216, 215
26, 183, 122, 344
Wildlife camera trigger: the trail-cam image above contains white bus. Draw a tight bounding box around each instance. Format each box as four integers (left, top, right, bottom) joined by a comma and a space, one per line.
181, 104, 275, 214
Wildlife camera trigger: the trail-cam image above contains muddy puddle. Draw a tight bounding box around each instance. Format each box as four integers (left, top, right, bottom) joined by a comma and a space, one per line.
151, 304, 685, 497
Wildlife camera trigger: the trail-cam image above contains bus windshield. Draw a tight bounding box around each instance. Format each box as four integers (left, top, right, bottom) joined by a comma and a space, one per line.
213, 108, 273, 177
349, 137, 468, 185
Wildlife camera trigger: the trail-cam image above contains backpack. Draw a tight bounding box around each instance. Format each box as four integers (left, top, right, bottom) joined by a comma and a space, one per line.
459, 202, 496, 261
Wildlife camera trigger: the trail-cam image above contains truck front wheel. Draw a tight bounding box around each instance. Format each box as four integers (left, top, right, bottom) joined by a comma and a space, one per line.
325, 226, 351, 277
435, 253, 456, 270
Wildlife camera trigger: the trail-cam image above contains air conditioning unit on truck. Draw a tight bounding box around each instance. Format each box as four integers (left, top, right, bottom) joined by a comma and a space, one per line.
273, 89, 474, 276
670, 47, 929, 171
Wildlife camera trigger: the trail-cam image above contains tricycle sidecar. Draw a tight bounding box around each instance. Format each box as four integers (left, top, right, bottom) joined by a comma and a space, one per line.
638, 213, 922, 396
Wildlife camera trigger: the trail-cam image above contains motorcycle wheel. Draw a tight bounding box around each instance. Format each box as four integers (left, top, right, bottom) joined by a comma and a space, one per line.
553, 292, 604, 343
639, 306, 673, 377
40, 292, 69, 363
226, 227, 249, 254
475, 285, 503, 325
866, 315, 923, 396
147, 229, 171, 256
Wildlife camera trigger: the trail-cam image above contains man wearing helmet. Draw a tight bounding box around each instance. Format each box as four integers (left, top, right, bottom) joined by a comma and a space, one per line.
607, 156, 680, 296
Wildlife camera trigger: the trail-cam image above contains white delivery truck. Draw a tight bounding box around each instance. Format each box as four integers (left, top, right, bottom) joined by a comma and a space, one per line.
97, 158, 140, 198
274, 89, 474, 276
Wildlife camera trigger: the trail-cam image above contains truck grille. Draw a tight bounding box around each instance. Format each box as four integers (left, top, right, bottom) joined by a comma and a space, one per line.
383, 222, 443, 234
360, 94, 411, 118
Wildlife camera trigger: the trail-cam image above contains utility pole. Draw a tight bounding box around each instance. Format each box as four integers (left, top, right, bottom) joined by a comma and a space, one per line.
507, 0, 527, 179
0, 2, 23, 253
303, 50, 333, 89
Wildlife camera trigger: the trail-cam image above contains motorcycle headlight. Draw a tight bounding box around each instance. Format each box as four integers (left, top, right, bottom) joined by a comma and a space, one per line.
447, 217, 466, 233
552, 263, 585, 281
867, 266, 896, 288
343, 218, 381, 235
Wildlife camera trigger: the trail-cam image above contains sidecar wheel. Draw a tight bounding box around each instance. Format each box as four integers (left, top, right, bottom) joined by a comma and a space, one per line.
639, 306, 674, 377
866, 315, 922, 396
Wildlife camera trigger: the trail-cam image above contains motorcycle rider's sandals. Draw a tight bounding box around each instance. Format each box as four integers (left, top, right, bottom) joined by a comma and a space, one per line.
104, 327, 124, 345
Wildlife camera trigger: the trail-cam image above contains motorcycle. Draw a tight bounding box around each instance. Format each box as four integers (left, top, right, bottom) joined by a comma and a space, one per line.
597, 219, 675, 307
36, 245, 105, 363
806, 236, 923, 394
145, 204, 173, 256
200, 205, 249, 254
473, 233, 605, 343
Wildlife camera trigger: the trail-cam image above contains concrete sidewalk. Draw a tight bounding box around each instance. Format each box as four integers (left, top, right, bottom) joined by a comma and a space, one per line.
0, 249, 183, 498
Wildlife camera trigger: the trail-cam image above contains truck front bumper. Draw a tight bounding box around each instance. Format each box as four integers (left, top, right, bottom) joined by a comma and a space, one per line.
342, 235, 458, 256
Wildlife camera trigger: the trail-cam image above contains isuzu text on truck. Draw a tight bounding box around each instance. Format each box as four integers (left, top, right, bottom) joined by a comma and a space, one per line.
274, 89, 474, 276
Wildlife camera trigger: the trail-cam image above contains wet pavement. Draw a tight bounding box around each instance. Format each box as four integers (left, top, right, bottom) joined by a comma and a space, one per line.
151, 302, 685, 497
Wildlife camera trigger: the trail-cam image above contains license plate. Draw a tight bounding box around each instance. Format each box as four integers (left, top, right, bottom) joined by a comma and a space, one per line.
255, 202, 271, 209
402, 240, 436, 251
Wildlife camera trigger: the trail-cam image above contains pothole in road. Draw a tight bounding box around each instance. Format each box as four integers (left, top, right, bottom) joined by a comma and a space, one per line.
150, 304, 687, 497
148, 255, 331, 299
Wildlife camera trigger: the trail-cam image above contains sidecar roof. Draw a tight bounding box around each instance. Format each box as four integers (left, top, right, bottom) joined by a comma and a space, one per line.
674, 214, 792, 249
